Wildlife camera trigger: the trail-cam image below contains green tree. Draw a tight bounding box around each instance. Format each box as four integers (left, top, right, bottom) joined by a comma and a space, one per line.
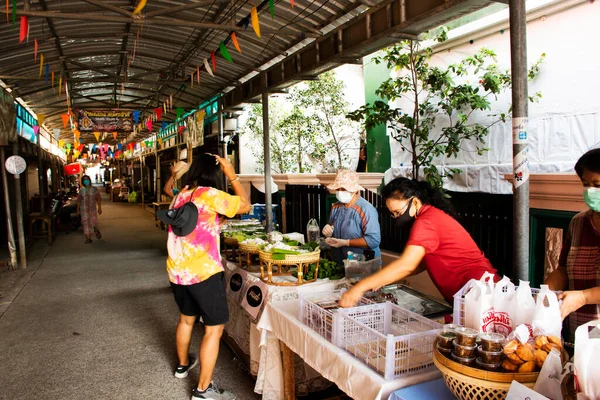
347, 28, 544, 188
289, 71, 362, 171
276, 107, 326, 173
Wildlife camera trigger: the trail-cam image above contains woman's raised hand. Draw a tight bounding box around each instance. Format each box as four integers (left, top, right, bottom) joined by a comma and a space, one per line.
215, 155, 236, 180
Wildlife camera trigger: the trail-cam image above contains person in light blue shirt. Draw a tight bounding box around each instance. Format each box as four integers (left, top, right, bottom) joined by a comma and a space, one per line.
323, 169, 381, 266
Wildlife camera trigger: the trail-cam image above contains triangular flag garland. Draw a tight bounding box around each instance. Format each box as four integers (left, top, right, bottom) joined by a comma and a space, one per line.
61, 113, 70, 128
33, 125, 39, 135
251, 7, 261, 38
269, 0, 275, 20
154, 107, 162, 121
220, 42, 232, 62
290, 0, 294, 9
211, 50, 217, 72
39, 54, 44, 78
93, 131, 100, 142
53, 128, 60, 139
37, 114, 46, 125
146, 119, 152, 132
231, 32, 242, 53
113, 132, 118, 140
204, 59, 214, 77
34, 38, 38, 60
176, 107, 184, 120
19, 16, 27, 43
132, 109, 140, 124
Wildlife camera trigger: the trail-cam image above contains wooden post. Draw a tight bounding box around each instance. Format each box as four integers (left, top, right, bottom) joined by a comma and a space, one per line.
281, 342, 295, 400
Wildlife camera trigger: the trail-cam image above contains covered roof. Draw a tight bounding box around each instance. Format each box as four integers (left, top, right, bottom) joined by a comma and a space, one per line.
0, 0, 496, 144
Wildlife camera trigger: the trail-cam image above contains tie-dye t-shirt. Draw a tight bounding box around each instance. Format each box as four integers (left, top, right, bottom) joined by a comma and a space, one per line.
166, 187, 240, 285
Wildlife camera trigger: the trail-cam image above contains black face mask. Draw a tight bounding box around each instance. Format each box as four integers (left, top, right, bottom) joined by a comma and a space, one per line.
395, 199, 416, 229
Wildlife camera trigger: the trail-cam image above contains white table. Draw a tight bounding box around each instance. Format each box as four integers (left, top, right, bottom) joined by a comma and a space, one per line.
256, 299, 441, 400
222, 261, 348, 399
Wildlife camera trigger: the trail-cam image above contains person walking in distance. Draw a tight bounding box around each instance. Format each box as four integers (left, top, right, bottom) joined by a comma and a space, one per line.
76, 174, 102, 244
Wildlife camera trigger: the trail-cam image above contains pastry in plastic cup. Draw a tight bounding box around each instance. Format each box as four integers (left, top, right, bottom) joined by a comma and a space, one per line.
453, 341, 478, 358
455, 327, 479, 346
437, 332, 456, 349
436, 343, 452, 357
478, 345, 503, 364
451, 352, 476, 366
443, 323, 459, 333
476, 357, 501, 372
480, 332, 505, 352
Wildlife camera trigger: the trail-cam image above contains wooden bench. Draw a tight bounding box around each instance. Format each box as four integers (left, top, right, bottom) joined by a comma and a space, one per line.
29, 212, 54, 244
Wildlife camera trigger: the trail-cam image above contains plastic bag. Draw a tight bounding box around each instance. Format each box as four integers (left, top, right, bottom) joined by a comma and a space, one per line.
128, 191, 138, 203
506, 381, 549, 400
534, 347, 564, 400
574, 320, 600, 400
532, 285, 562, 337
464, 272, 495, 333
306, 218, 320, 243
493, 276, 516, 336
515, 280, 536, 335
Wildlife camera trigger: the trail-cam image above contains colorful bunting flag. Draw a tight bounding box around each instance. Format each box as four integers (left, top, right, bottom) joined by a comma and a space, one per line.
231, 32, 242, 53
59, 76, 62, 95
113, 132, 117, 140
169, 94, 173, 109
176, 107, 184, 120
117, 143, 122, 151
220, 42, 232, 62
251, 7, 261, 38
5, 0, 8, 23
211, 50, 217, 72
146, 119, 152, 132
45, 64, 49, 84
19, 16, 27, 43
61, 113, 70, 128
11, 0, 16, 28
51, 72, 55, 88
161, 121, 167, 131
66, 143, 72, 150
132, 0, 147, 15
158, 138, 163, 146
37, 114, 46, 126
53, 129, 60, 139
178, 125, 185, 135
93, 131, 100, 142
58, 139, 64, 148
163, 102, 167, 113
269, 0, 275, 20
39, 54, 44, 78
34, 38, 38, 60
33, 126, 39, 135
204, 59, 214, 77
132, 109, 140, 124
154, 107, 162, 121
73, 129, 81, 141
290, 0, 295, 9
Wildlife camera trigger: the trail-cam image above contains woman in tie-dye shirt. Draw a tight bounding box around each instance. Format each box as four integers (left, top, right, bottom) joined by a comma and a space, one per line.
166, 153, 250, 400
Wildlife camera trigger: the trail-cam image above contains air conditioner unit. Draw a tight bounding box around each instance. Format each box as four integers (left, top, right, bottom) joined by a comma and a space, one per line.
210, 118, 238, 133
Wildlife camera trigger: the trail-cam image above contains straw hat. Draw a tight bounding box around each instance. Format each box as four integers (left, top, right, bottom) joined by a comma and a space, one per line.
172, 161, 190, 181
326, 169, 364, 193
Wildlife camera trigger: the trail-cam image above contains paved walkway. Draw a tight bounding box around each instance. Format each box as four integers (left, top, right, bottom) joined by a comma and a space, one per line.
0, 193, 260, 400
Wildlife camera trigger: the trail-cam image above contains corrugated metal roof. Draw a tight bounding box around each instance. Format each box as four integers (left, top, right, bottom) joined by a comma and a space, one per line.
0, 0, 490, 144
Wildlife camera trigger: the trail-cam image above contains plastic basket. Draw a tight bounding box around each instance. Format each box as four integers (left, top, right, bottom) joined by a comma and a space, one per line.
335, 302, 442, 380
299, 289, 373, 343
344, 257, 382, 280
452, 279, 542, 327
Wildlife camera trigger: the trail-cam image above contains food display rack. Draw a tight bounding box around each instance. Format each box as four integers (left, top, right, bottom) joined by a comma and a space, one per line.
258, 249, 320, 286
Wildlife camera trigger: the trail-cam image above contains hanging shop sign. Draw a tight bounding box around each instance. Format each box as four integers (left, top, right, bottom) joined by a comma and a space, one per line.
77, 110, 133, 132
63, 162, 83, 176
5, 155, 26, 175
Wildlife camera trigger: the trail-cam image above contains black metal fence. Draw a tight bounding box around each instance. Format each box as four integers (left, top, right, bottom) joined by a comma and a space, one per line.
284, 184, 513, 276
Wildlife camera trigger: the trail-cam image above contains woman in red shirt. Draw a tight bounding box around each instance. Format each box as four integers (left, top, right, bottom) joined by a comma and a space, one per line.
339, 177, 500, 307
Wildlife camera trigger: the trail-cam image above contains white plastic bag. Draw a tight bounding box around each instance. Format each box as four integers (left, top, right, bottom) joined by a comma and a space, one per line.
493, 276, 516, 336
515, 280, 536, 335
574, 320, 600, 400
464, 272, 495, 333
506, 381, 549, 400
306, 218, 320, 243
532, 285, 562, 337
533, 348, 564, 400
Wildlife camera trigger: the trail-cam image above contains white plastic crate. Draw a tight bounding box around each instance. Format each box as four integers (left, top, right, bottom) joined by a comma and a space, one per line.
299, 289, 373, 343
334, 302, 442, 380
453, 279, 542, 327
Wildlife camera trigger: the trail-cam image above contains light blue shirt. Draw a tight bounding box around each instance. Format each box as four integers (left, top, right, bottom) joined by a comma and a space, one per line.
329, 196, 381, 265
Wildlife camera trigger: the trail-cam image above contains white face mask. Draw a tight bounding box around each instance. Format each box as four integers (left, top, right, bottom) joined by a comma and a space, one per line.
336, 190, 354, 204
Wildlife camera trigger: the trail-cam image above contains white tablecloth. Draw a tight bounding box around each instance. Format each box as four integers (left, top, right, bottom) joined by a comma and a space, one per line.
222, 261, 348, 399
257, 299, 441, 400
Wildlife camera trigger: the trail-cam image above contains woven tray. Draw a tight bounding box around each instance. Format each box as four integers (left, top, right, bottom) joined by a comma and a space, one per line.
258, 249, 321, 286
258, 249, 320, 265
222, 237, 239, 246
239, 242, 260, 254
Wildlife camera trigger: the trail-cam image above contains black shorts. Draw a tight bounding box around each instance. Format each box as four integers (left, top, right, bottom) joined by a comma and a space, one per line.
170, 272, 229, 326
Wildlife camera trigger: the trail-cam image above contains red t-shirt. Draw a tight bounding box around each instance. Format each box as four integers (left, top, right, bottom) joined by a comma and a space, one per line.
406, 205, 500, 303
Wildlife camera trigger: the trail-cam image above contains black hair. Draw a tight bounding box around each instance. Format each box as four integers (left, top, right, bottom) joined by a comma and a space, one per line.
381, 177, 455, 217
81, 175, 91, 185
184, 153, 222, 190
575, 148, 600, 178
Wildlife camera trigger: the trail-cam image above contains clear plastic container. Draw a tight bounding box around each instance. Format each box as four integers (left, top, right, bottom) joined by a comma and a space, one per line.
476, 357, 501, 372
480, 332, 505, 352
437, 332, 456, 349
453, 341, 477, 358
443, 324, 459, 334
477, 345, 503, 364
451, 352, 476, 366
436, 343, 452, 357
455, 327, 479, 347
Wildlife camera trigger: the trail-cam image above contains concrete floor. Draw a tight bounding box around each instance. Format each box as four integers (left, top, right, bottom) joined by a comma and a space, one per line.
0, 193, 260, 400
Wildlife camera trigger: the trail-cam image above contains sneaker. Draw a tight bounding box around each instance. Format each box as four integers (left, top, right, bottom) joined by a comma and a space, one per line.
174, 354, 198, 378
191, 382, 236, 400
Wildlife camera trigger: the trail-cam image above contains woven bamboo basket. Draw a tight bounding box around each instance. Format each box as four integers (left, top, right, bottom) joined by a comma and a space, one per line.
433, 341, 569, 400
238, 242, 261, 271
258, 249, 320, 286
221, 236, 239, 262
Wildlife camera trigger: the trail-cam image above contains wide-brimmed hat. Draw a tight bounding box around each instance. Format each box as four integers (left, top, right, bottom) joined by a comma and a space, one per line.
173, 161, 190, 181
326, 169, 365, 193
157, 202, 198, 237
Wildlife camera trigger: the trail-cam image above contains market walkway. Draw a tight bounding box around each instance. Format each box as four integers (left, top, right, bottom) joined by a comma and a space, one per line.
0, 193, 260, 400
